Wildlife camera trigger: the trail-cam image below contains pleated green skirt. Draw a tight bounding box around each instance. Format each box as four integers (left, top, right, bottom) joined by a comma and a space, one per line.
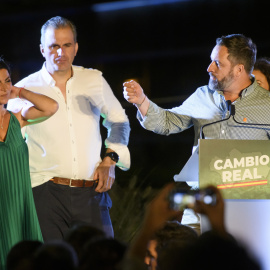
0, 112, 43, 269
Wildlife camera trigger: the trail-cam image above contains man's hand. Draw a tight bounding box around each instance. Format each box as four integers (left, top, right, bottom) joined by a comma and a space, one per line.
142, 183, 181, 235
193, 185, 226, 235
123, 80, 145, 106
123, 80, 150, 117
93, 157, 116, 193
128, 183, 181, 261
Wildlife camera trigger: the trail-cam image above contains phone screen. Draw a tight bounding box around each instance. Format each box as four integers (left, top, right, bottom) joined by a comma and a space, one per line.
169, 191, 196, 211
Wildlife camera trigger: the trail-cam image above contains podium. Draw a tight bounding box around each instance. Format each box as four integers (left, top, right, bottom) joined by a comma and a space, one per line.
174, 139, 270, 270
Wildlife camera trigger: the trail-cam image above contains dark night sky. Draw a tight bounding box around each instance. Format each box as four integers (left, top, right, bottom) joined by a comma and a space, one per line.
1, 0, 269, 188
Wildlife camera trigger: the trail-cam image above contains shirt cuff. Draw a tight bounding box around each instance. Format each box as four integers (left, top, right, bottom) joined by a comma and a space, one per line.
105, 141, 130, 171
136, 100, 161, 129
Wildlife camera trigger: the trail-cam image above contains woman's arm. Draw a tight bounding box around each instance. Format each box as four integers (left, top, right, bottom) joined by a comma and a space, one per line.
11, 86, 58, 127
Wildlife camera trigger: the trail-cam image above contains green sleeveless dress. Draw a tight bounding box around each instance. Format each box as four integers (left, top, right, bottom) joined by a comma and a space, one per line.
0, 112, 43, 269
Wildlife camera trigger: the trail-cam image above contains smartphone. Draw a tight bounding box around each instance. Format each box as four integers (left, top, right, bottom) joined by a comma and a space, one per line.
168, 187, 216, 211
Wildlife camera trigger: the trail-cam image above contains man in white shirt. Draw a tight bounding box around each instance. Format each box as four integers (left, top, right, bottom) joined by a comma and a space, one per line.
8, 16, 130, 240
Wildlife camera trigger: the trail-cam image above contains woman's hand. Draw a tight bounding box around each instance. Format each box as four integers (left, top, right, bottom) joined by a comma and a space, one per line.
9, 85, 21, 99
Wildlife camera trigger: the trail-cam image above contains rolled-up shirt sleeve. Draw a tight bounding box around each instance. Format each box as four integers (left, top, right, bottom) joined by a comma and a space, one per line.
101, 77, 131, 170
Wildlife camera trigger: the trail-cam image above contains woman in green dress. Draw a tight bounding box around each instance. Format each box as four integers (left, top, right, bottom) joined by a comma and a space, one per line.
0, 58, 58, 269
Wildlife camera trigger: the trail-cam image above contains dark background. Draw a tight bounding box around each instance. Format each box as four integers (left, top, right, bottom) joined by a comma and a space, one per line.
1, 0, 269, 240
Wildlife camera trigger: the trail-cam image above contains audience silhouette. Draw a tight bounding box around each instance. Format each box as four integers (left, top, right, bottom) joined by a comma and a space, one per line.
5, 184, 261, 270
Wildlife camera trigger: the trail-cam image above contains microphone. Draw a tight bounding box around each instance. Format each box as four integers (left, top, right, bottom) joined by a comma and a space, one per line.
200, 100, 233, 139
227, 100, 235, 116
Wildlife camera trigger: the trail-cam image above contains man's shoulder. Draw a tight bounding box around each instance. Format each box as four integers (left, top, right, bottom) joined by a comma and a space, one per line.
15, 70, 42, 87
182, 85, 214, 105
255, 85, 270, 95
251, 84, 270, 101
72, 66, 107, 91
197, 85, 211, 91
73, 65, 103, 77
194, 85, 215, 96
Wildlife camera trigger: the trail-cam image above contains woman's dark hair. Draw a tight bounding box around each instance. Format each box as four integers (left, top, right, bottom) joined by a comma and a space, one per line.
0, 57, 11, 74
254, 57, 270, 88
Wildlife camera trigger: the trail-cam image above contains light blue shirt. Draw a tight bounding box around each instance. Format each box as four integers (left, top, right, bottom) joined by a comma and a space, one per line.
138, 78, 270, 152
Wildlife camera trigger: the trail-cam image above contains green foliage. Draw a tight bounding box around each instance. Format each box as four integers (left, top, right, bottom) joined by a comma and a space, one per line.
109, 175, 159, 243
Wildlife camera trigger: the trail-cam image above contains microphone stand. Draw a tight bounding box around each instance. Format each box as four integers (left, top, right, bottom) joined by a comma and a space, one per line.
232, 115, 270, 127
200, 100, 234, 139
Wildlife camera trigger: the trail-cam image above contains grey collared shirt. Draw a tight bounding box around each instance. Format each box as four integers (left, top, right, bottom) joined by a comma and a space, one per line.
138, 78, 270, 151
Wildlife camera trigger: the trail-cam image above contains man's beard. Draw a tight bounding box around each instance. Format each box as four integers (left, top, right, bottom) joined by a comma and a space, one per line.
208, 69, 235, 91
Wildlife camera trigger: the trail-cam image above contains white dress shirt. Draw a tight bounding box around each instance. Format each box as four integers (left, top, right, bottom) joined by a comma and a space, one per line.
8, 64, 130, 187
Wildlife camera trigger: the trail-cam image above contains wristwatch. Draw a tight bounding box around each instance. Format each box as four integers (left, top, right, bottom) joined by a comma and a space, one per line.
104, 152, 119, 163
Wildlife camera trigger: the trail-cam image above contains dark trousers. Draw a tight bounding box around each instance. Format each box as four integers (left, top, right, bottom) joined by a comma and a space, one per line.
32, 181, 113, 241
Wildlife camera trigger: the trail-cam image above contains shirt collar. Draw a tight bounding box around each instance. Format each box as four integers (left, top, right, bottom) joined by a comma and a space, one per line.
241, 75, 256, 98
41, 63, 56, 87
41, 63, 75, 87
215, 75, 256, 100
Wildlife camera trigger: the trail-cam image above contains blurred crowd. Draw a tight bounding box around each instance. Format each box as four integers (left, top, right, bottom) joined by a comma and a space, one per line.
6, 184, 261, 270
